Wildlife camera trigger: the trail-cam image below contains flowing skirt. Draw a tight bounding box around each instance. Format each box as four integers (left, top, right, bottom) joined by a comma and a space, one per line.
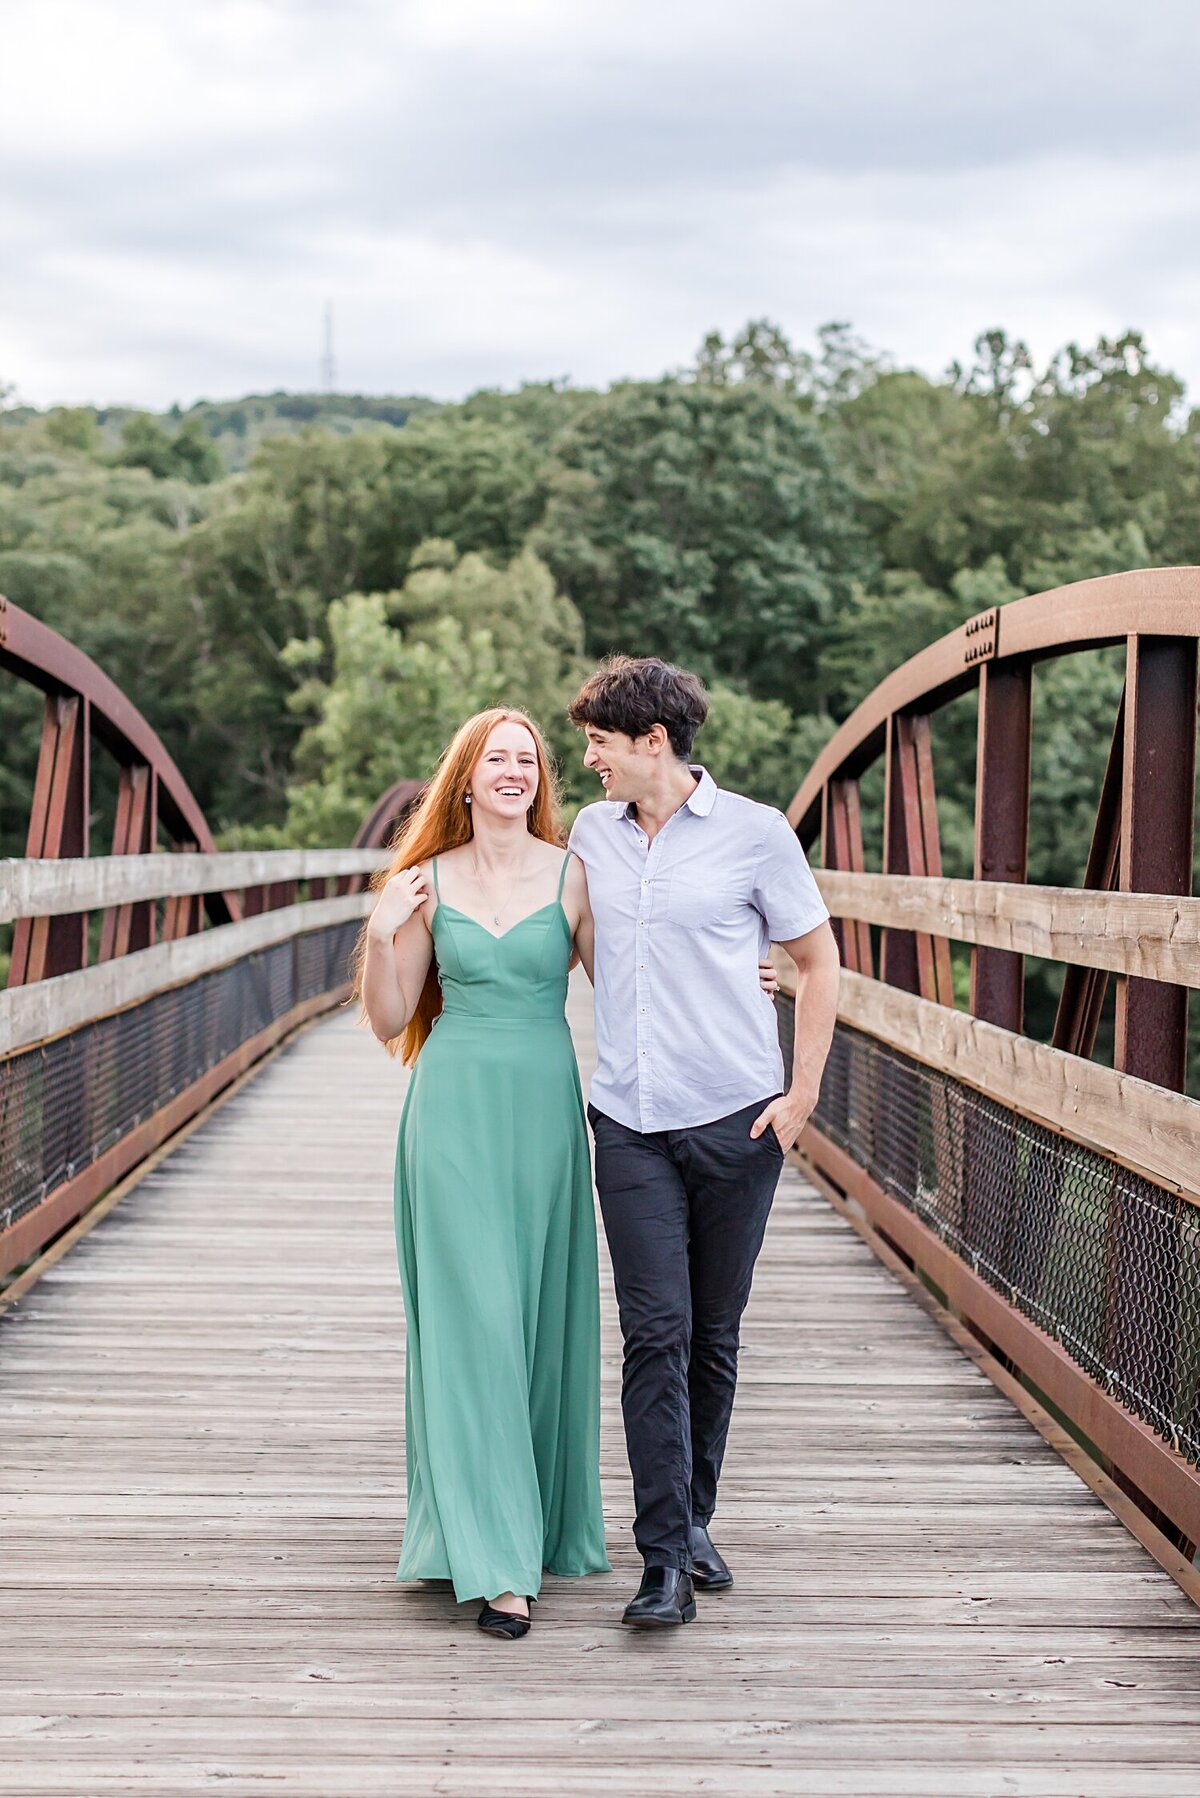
393, 1014, 610, 1602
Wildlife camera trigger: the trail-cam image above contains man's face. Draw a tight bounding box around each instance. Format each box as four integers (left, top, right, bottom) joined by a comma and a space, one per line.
582, 726, 646, 803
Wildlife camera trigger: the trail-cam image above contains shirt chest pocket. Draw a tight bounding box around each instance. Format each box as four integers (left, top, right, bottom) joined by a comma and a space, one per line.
664, 872, 744, 930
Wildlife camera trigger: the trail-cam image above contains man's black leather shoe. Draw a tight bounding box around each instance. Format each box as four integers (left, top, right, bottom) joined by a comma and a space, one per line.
688, 1523, 733, 1591
621, 1566, 696, 1628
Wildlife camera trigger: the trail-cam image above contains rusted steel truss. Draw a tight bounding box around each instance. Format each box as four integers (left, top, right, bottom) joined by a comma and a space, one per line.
1, 593, 419, 1283
785, 568, 1200, 1565
2, 600, 236, 986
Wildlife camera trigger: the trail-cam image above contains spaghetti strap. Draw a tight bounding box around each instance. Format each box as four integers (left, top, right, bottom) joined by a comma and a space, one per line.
556, 849, 571, 903
431, 856, 441, 897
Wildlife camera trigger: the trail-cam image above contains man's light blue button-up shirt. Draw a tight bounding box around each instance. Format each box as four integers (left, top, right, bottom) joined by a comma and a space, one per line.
568, 766, 830, 1133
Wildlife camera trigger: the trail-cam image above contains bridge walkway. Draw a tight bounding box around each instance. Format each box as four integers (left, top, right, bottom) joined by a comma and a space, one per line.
2, 979, 1198, 1795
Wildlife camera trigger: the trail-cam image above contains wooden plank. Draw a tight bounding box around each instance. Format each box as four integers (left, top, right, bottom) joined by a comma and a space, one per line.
813, 869, 1200, 989
3, 1763, 1200, 1798
0, 894, 371, 1054
801, 1123, 1200, 1553
769, 953, 1200, 1205
3, 978, 1199, 1795
0, 848, 388, 925
0, 992, 348, 1284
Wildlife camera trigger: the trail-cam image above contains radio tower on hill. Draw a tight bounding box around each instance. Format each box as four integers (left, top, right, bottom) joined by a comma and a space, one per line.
320, 301, 336, 393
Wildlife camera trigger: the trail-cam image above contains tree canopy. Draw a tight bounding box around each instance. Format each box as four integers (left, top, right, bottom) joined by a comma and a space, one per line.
2, 319, 1198, 878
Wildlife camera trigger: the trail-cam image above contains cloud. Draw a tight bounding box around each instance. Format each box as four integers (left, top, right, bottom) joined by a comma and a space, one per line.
3, 0, 1199, 407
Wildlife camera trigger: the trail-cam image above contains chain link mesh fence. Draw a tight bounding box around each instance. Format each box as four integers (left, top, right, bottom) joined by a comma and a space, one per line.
779, 1004, 1200, 1468
1, 920, 361, 1243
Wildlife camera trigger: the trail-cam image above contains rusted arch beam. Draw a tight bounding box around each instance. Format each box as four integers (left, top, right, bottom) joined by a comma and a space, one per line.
788, 566, 1200, 845
788, 568, 1200, 1046
1, 600, 223, 852
2, 598, 239, 985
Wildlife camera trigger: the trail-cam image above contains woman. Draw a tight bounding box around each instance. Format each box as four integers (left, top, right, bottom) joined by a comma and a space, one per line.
356, 706, 780, 1640
357, 708, 607, 1639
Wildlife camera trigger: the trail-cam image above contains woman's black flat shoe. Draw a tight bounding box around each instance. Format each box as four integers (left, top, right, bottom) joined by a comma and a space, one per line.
476, 1600, 531, 1639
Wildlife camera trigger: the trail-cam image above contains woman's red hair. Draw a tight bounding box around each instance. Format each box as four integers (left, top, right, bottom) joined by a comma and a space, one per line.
349, 708, 564, 1064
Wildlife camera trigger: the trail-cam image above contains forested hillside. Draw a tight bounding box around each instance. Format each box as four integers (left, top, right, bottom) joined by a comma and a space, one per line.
3, 321, 1198, 1029
1, 389, 440, 474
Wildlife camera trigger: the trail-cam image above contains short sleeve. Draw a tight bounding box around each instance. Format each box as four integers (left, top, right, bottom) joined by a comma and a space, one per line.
567, 804, 599, 866
750, 810, 830, 941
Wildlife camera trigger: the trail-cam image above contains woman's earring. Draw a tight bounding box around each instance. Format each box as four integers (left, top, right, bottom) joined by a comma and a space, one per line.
464, 793, 472, 806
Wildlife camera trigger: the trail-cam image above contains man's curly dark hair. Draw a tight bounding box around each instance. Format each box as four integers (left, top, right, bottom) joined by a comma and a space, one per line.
568, 655, 709, 759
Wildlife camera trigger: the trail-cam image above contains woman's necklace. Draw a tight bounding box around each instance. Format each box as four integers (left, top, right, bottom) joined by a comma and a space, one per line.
470, 849, 528, 929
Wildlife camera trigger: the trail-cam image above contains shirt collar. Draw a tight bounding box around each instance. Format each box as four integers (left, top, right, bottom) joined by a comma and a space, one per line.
620, 765, 717, 822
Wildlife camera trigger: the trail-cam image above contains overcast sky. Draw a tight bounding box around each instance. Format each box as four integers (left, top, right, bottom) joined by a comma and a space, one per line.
4, 0, 1199, 411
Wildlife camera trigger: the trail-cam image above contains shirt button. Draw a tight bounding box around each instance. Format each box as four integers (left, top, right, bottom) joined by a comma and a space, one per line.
638, 919, 646, 927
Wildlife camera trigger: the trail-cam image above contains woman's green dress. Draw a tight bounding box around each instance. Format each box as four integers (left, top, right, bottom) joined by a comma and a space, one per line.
393, 852, 610, 1603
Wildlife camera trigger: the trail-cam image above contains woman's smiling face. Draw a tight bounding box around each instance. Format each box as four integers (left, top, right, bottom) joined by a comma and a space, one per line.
468, 720, 540, 821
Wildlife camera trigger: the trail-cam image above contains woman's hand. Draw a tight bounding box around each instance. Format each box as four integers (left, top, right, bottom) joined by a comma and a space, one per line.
758, 958, 780, 997
368, 866, 429, 942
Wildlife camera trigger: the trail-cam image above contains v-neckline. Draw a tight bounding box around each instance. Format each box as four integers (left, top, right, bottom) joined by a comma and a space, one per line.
435, 900, 565, 942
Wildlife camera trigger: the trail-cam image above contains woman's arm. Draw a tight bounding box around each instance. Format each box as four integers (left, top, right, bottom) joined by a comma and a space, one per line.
563, 853, 595, 984
361, 865, 435, 1043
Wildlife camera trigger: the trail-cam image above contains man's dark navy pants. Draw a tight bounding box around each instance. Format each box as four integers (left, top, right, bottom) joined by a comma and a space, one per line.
587, 1098, 784, 1570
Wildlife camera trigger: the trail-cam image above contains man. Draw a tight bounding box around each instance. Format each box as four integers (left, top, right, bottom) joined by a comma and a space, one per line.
567, 655, 840, 1628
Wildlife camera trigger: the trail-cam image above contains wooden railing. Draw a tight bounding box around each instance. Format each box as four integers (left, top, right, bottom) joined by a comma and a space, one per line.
0, 596, 424, 1286
778, 567, 1200, 1567
0, 850, 388, 1283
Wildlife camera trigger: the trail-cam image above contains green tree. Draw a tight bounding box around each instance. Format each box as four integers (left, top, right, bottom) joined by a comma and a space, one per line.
280, 545, 590, 842
536, 380, 869, 709
698, 683, 834, 810
459, 380, 596, 450
0, 442, 217, 854
692, 319, 885, 409
45, 408, 102, 456
282, 597, 503, 846
390, 541, 588, 782
373, 412, 546, 575
118, 412, 221, 483
693, 319, 815, 395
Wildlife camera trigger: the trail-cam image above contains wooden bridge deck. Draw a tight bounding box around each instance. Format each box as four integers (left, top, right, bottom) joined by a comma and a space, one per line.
3, 978, 1199, 1796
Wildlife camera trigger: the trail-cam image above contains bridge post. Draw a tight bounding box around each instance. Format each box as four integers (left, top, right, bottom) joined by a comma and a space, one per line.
876, 713, 958, 1213
8, 693, 91, 985
822, 778, 872, 977
1052, 696, 1124, 1057
970, 658, 1031, 1031
100, 763, 158, 959
881, 712, 952, 1004
1106, 636, 1197, 1457
1115, 634, 1197, 1092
